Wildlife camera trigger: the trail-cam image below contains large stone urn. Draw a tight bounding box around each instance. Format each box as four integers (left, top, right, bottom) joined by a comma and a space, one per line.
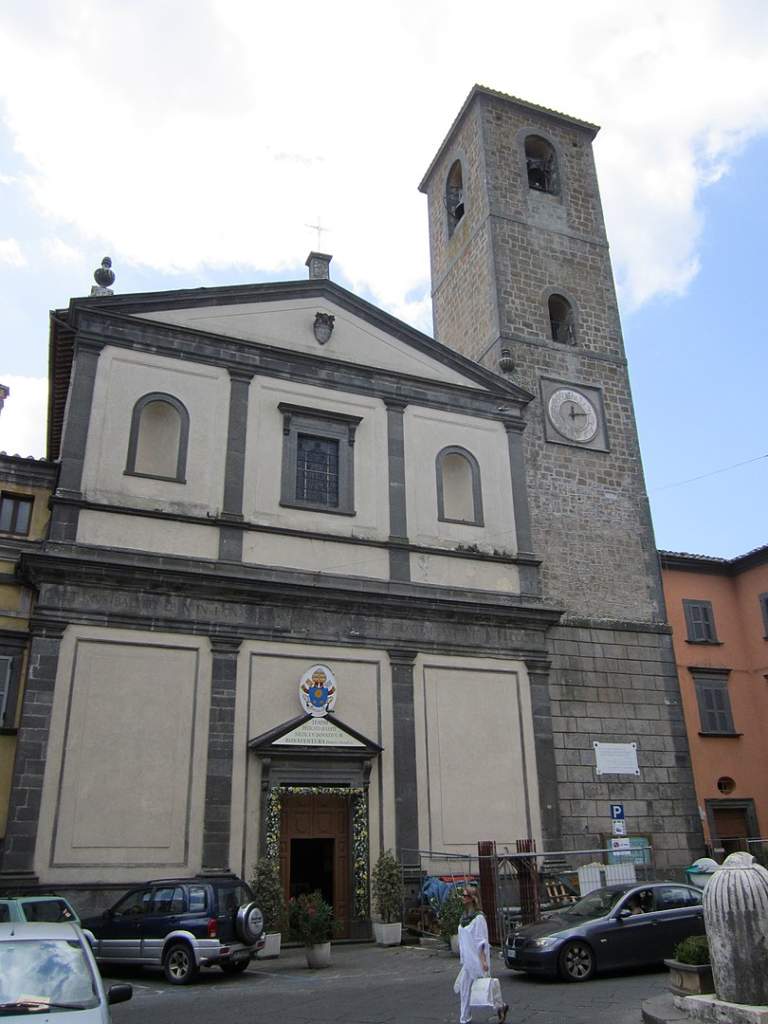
703, 851, 768, 1006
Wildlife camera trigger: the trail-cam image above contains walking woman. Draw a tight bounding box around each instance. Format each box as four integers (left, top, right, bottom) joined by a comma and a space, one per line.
454, 885, 508, 1024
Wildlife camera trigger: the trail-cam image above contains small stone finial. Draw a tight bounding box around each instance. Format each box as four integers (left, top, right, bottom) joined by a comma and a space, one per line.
91, 256, 115, 296
305, 251, 332, 281
0, 384, 9, 416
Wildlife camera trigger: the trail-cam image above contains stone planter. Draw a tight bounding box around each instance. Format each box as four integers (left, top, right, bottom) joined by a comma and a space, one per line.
257, 932, 281, 959
305, 941, 332, 969
373, 921, 402, 946
664, 959, 715, 996
450, 934, 460, 956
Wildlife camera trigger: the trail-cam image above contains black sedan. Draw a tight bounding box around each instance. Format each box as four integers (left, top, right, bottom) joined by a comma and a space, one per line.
503, 881, 704, 982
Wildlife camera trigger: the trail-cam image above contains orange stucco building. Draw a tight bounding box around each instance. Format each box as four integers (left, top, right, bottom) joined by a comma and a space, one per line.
660, 546, 768, 858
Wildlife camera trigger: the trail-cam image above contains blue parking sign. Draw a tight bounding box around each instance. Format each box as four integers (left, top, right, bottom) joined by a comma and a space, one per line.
610, 803, 625, 820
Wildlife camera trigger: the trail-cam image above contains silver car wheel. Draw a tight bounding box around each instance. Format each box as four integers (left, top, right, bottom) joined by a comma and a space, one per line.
559, 940, 595, 982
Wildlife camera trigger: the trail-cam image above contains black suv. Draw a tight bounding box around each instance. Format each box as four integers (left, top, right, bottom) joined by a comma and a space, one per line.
82, 874, 265, 984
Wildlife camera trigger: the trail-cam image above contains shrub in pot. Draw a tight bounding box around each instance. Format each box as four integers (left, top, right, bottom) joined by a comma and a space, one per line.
250, 858, 285, 958
371, 849, 404, 945
288, 890, 338, 968
665, 934, 714, 996
437, 887, 465, 954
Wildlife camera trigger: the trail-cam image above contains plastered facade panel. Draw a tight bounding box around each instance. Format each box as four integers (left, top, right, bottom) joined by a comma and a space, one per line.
242, 532, 389, 580
135, 298, 481, 389
404, 406, 518, 554
35, 627, 210, 883
410, 553, 520, 593
662, 556, 768, 848
81, 348, 229, 516
243, 378, 389, 538
413, 654, 541, 857
77, 510, 219, 560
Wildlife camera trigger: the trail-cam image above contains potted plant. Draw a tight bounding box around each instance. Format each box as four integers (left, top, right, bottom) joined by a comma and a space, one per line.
437, 887, 465, 955
371, 849, 404, 946
664, 934, 715, 996
287, 890, 338, 968
250, 857, 285, 959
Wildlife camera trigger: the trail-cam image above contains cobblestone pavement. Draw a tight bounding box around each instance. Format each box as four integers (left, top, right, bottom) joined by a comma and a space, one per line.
102, 942, 668, 1024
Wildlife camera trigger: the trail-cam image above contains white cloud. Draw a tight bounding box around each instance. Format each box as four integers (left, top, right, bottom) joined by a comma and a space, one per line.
0, 376, 48, 458
0, 237, 26, 266
42, 237, 82, 264
0, 0, 766, 320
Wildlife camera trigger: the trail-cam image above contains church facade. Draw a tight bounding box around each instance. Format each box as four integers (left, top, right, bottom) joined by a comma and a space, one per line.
0, 87, 702, 925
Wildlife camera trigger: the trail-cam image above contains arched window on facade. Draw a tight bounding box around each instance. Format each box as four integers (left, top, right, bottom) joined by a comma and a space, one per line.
525, 135, 559, 194
445, 160, 465, 237
548, 293, 576, 344
436, 446, 483, 526
126, 393, 189, 482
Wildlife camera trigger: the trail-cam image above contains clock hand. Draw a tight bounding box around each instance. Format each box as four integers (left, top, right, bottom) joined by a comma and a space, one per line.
567, 404, 587, 420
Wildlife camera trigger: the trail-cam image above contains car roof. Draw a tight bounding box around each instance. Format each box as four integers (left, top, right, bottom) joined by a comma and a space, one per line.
0, 921, 84, 940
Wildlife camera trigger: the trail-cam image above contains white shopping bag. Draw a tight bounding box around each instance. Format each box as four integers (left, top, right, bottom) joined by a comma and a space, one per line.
469, 976, 502, 1010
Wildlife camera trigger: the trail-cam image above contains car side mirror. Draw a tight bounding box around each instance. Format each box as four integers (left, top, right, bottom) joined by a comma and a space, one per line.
617, 908, 632, 920
107, 984, 133, 1005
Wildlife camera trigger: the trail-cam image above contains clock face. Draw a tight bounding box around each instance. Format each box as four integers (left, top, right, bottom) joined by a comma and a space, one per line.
547, 388, 599, 443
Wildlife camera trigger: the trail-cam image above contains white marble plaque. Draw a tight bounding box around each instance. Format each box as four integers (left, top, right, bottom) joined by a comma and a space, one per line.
593, 741, 640, 776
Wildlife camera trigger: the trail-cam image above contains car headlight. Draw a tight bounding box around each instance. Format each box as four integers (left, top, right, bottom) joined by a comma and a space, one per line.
531, 936, 561, 949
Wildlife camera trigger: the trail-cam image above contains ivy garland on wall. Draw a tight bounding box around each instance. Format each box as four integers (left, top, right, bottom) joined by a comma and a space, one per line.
265, 785, 369, 920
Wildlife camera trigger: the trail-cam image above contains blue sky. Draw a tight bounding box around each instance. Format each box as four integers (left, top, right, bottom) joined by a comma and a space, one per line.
0, 1, 766, 560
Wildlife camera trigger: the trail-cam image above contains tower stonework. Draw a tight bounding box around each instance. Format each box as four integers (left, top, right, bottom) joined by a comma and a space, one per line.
421, 86, 702, 868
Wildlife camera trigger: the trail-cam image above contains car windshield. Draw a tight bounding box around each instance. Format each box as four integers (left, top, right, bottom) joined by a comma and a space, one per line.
559, 888, 628, 920
0, 939, 99, 1014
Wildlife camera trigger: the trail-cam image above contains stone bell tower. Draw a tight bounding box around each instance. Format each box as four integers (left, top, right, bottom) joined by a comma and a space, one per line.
420, 86, 703, 868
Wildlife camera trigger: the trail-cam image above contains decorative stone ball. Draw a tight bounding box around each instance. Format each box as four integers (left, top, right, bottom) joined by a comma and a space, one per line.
94, 257, 115, 288
703, 851, 768, 1006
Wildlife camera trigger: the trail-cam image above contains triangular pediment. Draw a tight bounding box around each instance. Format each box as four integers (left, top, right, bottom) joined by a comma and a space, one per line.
249, 713, 382, 757
67, 279, 531, 403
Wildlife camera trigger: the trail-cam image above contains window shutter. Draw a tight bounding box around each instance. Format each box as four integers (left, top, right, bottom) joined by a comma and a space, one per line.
0, 655, 12, 723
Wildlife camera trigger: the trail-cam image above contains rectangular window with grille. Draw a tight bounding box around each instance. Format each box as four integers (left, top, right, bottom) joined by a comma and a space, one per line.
693, 673, 736, 734
0, 493, 33, 535
760, 593, 768, 637
683, 599, 718, 642
296, 435, 339, 508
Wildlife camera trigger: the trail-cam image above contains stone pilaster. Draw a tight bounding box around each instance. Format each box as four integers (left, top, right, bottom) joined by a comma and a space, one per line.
218, 370, 253, 562
388, 649, 419, 863
201, 637, 242, 872
0, 622, 65, 879
385, 400, 410, 582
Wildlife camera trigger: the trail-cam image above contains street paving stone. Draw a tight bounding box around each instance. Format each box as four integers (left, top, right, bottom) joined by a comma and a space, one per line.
102, 942, 668, 1024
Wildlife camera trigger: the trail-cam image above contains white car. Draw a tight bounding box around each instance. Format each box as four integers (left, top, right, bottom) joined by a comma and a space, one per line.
0, 922, 132, 1022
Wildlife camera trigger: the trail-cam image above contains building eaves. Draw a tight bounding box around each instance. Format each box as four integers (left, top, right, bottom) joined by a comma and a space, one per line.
658, 545, 768, 576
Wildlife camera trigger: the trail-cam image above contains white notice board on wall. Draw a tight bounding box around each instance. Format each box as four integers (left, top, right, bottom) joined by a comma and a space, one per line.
593, 741, 640, 776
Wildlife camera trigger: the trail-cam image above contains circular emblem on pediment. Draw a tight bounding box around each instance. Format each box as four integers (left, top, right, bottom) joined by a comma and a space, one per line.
299, 664, 337, 717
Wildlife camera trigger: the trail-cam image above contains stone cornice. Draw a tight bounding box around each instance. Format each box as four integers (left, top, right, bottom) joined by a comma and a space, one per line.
20, 546, 563, 635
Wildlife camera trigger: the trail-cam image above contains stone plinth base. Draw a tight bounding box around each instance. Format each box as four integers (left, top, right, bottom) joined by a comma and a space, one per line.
674, 994, 768, 1024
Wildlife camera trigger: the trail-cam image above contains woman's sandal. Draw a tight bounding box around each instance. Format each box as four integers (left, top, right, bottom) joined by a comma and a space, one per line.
498, 1004, 509, 1023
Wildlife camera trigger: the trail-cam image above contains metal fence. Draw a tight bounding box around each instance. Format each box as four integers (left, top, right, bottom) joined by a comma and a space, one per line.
401, 840, 656, 946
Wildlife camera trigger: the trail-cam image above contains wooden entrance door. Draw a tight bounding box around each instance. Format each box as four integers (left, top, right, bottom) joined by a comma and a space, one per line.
280, 794, 350, 937
713, 807, 750, 855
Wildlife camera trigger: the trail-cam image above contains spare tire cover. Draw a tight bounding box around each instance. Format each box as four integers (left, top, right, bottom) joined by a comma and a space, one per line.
236, 901, 264, 944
